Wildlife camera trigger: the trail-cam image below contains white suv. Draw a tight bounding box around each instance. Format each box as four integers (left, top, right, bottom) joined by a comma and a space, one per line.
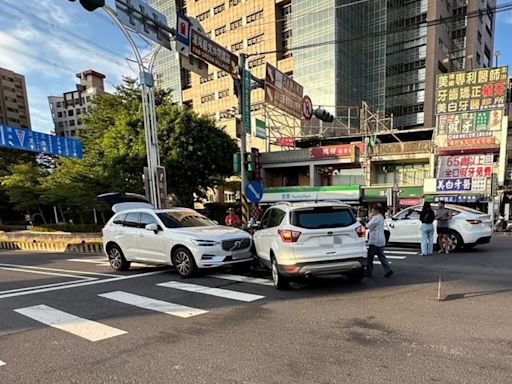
102, 205, 252, 277
253, 202, 367, 289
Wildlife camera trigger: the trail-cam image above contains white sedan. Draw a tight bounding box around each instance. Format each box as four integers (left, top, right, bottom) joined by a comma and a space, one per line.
385, 204, 493, 251
100, 196, 252, 277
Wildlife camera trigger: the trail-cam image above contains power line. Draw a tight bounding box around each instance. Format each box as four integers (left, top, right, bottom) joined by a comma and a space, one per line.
250, 2, 512, 57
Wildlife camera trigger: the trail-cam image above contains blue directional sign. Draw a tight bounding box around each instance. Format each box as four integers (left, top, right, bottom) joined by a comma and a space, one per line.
0, 125, 83, 159
245, 181, 264, 204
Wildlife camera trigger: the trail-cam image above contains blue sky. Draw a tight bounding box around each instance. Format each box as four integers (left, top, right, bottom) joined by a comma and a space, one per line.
0, 0, 511, 133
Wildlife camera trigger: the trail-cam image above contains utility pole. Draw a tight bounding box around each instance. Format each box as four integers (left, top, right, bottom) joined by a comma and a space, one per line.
238, 54, 249, 225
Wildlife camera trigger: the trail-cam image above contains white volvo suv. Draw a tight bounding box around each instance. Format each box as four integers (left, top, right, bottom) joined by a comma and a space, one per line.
253, 201, 367, 289
101, 196, 252, 277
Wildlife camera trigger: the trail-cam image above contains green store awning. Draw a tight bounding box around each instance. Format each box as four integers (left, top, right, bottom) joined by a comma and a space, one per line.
363, 186, 423, 201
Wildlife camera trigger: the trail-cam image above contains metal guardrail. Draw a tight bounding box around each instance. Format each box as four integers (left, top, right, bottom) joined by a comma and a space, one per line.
0, 241, 103, 253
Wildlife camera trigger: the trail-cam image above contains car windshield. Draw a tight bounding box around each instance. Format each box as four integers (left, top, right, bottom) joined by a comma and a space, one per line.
291, 206, 356, 229
157, 211, 216, 228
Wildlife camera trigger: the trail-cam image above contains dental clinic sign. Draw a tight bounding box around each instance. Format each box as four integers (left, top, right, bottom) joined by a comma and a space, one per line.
436, 178, 472, 192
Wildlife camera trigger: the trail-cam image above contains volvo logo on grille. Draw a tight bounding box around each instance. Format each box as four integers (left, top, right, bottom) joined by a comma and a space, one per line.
229, 241, 242, 251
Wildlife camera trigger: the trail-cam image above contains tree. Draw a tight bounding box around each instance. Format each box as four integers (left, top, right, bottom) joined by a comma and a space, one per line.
1, 162, 48, 224
79, 78, 238, 207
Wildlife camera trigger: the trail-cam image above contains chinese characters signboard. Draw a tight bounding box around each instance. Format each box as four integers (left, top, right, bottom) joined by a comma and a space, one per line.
437, 110, 503, 135
437, 154, 493, 180
0, 125, 83, 159
309, 144, 356, 161
190, 29, 239, 77
446, 135, 497, 150
436, 178, 472, 192
435, 66, 508, 114
264, 63, 304, 119
434, 195, 480, 203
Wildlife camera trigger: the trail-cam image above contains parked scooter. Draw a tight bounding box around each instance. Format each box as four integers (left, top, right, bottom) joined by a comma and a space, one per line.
494, 216, 512, 232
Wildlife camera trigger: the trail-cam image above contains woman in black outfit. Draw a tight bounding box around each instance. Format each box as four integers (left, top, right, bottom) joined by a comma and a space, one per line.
419, 202, 435, 256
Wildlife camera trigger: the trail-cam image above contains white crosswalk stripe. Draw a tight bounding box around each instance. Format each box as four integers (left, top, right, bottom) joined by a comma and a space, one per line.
386, 250, 418, 255
99, 291, 208, 318
209, 273, 273, 286
0, 360, 5, 367
14, 305, 127, 342
158, 281, 265, 302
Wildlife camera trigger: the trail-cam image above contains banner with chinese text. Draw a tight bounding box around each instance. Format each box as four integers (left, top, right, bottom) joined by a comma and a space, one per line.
437, 110, 503, 135
435, 66, 508, 114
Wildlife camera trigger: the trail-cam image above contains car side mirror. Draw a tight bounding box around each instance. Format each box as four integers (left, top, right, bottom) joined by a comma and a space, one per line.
145, 223, 159, 234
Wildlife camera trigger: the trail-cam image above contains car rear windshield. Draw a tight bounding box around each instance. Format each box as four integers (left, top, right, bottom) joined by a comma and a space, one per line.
157, 212, 216, 228
290, 206, 356, 229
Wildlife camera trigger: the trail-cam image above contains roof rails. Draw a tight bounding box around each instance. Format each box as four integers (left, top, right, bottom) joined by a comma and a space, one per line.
271, 201, 294, 206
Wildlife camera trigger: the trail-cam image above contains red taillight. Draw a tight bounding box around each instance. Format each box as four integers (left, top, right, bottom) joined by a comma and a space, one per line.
355, 225, 366, 238
278, 229, 301, 243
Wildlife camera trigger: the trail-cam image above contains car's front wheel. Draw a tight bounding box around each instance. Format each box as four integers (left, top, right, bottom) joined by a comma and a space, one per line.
107, 244, 131, 271
271, 256, 290, 290
172, 247, 197, 278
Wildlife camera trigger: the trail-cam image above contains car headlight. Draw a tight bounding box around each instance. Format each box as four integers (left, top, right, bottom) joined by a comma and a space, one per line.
191, 240, 220, 246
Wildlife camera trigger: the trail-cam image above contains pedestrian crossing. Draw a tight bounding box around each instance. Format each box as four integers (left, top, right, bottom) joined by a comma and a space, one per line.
11, 249, 420, 343
0, 360, 5, 367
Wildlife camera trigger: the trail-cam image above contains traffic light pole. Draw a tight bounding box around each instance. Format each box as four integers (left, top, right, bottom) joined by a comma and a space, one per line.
238, 54, 249, 225
103, 5, 161, 209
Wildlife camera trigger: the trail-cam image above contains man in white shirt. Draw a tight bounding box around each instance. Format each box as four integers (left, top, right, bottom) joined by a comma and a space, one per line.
365, 204, 393, 278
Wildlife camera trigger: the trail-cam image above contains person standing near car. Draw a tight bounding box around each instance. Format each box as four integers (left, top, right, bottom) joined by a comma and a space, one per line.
419, 202, 435, 256
365, 204, 394, 278
225, 208, 241, 228
435, 200, 452, 254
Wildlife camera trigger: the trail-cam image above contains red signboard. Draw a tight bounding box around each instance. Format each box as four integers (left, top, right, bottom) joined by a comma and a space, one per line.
400, 198, 422, 207
276, 137, 295, 147
309, 145, 355, 159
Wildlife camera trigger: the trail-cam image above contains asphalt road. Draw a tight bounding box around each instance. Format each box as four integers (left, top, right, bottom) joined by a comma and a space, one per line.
0, 236, 511, 384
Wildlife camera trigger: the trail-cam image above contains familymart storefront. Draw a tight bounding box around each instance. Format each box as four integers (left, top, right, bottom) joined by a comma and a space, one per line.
260, 186, 361, 205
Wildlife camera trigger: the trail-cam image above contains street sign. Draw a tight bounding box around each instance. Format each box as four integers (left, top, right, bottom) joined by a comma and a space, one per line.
255, 118, 266, 139
190, 29, 239, 77
243, 69, 251, 134
264, 63, 303, 119
0, 125, 83, 159
245, 181, 264, 204
176, 13, 191, 56
115, 0, 171, 50
302, 95, 313, 120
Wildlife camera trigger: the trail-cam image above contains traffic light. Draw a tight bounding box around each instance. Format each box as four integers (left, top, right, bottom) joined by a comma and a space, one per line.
313, 108, 334, 123
244, 152, 255, 181
233, 152, 241, 173
251, 147, 261, 181
68, 0, 105, 12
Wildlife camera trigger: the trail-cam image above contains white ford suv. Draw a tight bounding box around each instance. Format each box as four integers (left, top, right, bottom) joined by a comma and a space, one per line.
253, 201, 367, 289
101, 196, 252, 277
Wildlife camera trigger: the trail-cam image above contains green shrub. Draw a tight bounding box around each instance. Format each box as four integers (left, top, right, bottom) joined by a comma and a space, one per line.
30, 224, 103, 233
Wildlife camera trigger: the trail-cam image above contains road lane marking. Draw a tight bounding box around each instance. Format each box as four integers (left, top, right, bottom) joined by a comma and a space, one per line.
0, 270, 168, 300
385, 250, 418, 255
0, 280, 91, 295
67, 259, 156, 268
0, 360, 5, 366
158, 281, 264, 302
0, 263, 119, 278
14, 305, 127, 342
380, 255, 407, 259
99, 291, 208, 318
209, 273, 273, 286
0, 267, 96, 280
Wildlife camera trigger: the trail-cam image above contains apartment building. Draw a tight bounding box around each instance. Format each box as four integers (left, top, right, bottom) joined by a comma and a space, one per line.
48, 70, 106, 138
0, 67, 31, 129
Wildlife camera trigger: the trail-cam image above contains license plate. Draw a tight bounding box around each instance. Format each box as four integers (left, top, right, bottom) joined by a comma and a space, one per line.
232, 251, 248, 260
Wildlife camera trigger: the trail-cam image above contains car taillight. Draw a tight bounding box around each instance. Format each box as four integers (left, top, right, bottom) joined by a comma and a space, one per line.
278, 229, 301, 243
466, 219, 482, 225
355, 225, 366, 238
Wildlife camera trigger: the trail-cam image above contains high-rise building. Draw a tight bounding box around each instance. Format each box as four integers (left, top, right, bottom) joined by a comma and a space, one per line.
153, 0, 293, 139
48, 70, 106, 138
153, 0, 496, 132
0, 67, 31, 129
294, 0, 496, 129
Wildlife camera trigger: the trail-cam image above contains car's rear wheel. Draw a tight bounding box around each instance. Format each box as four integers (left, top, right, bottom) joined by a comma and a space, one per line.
271, 256, 289, 290
107, 244, 131, 271
172, 247, 197, 278
447, 230, 463, 252
345, 267, 365, 283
